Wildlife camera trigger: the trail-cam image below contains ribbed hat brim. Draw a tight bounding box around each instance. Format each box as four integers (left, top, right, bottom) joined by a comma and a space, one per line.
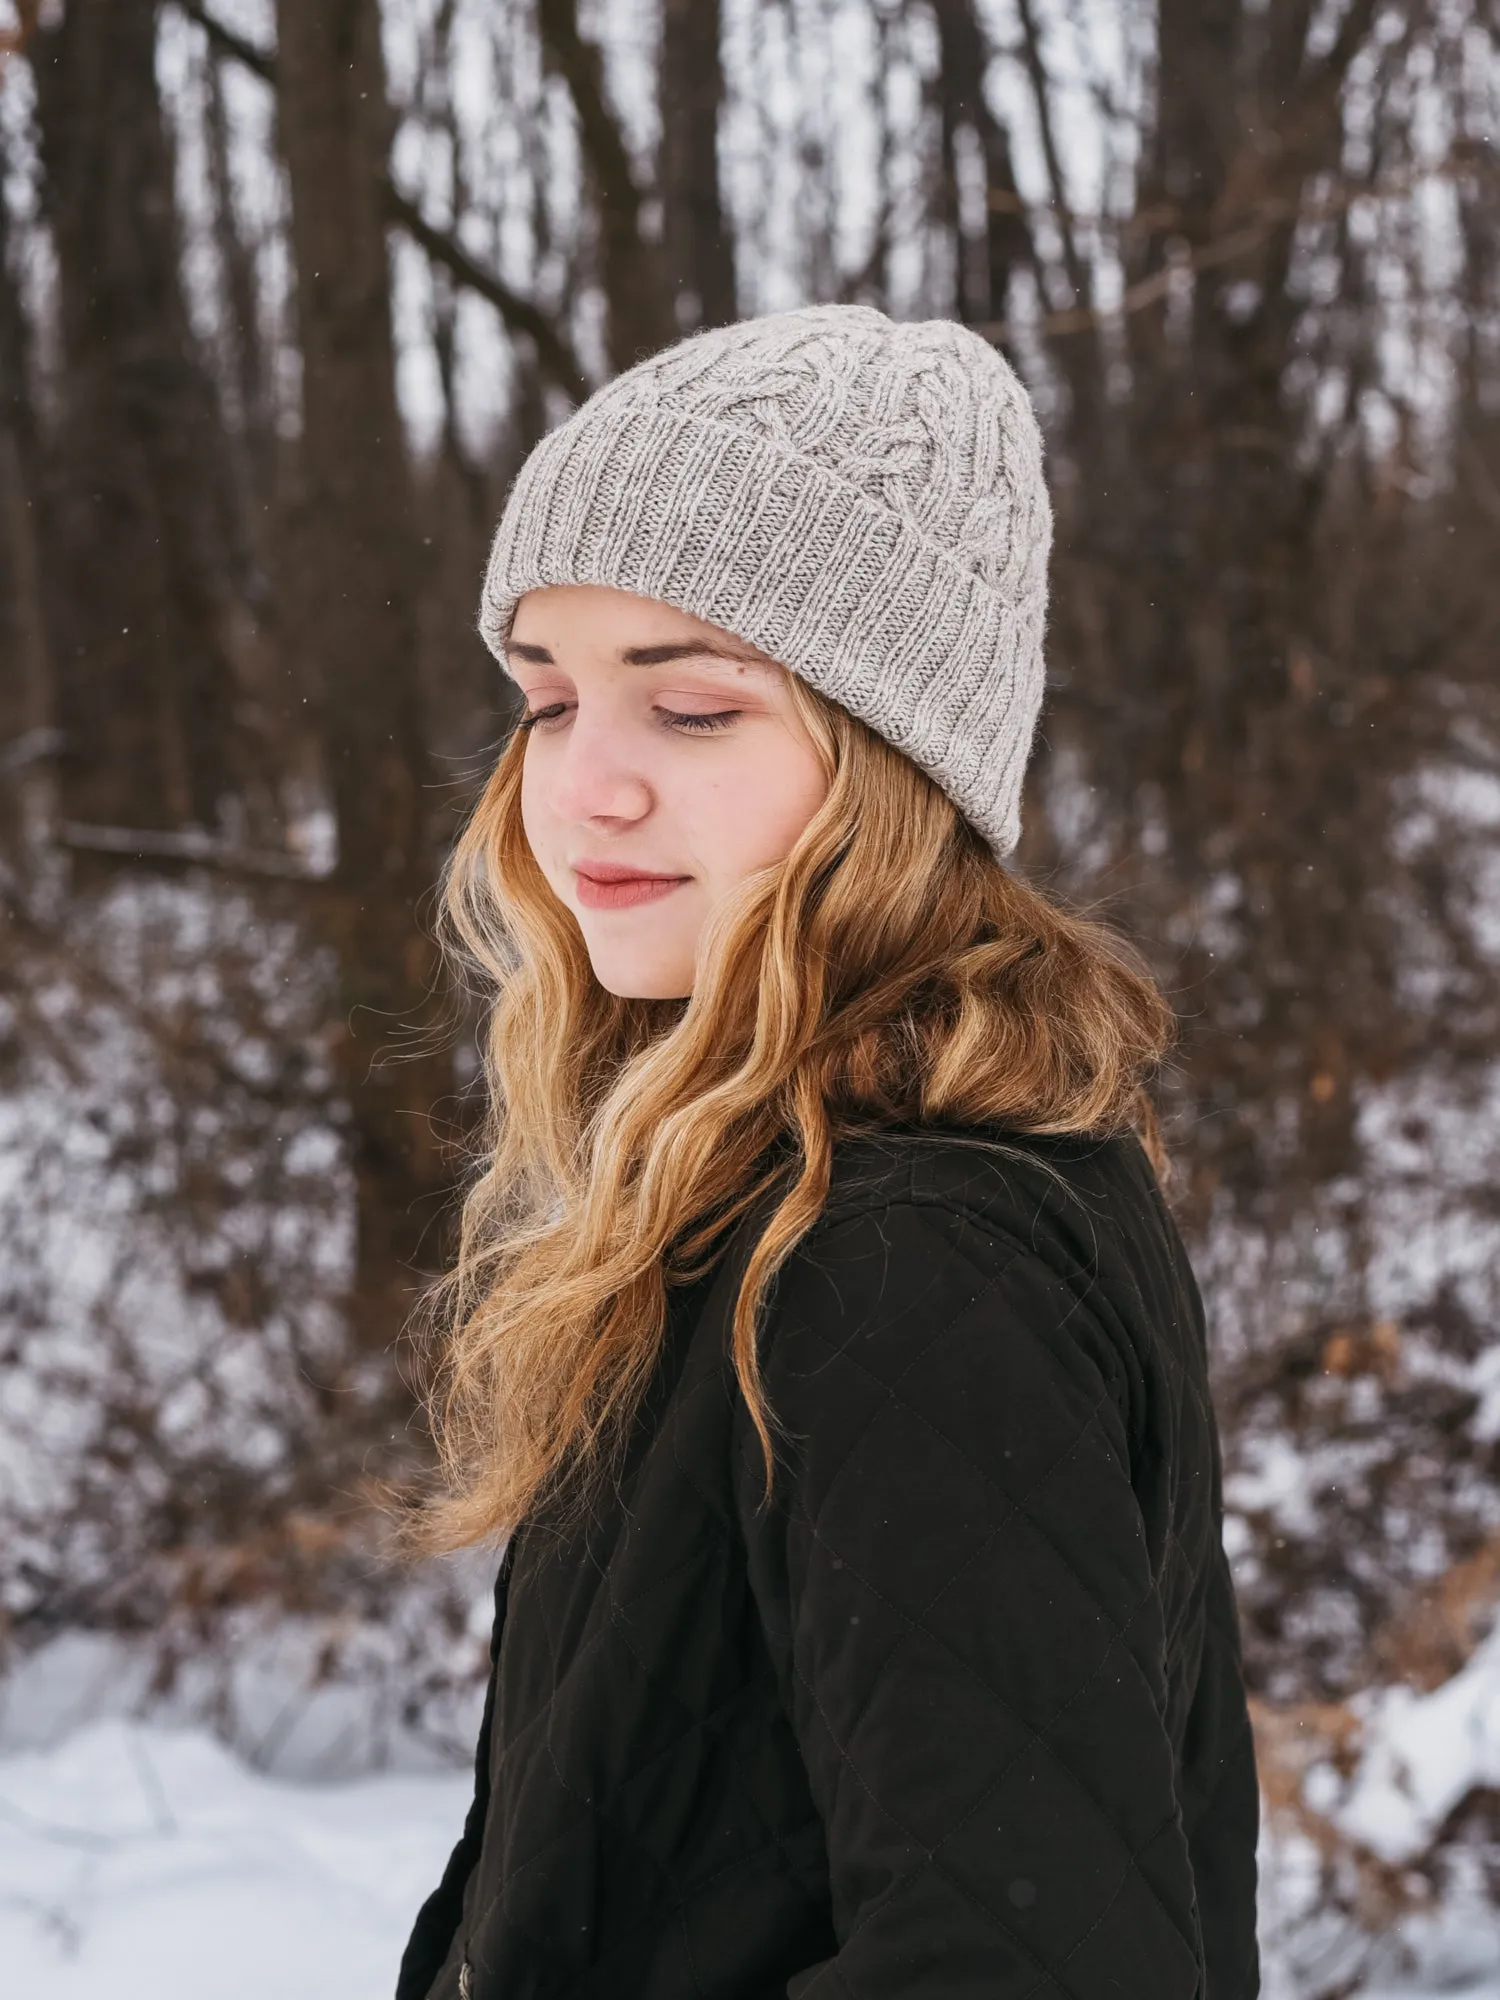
480, 402, 1046, 857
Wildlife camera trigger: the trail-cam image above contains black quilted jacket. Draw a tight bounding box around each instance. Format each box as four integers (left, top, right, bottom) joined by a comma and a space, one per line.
398, 1128, 1261, 1999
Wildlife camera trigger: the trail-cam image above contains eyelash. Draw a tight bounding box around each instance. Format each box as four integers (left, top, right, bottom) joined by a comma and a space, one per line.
517, 703, 742, 736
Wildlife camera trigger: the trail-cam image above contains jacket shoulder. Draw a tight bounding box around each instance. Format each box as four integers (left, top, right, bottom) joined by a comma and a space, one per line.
816, 1123, 1167, 1271
804, 1123, 1203, 1396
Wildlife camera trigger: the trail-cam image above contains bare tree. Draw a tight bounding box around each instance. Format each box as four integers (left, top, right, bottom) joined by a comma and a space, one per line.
658, 0, 736, 332
537, 0, 675, 368
30, 0, 241, 835
0, 110, 52, 856
928, 0, 1034, 329
273, 0, 453, 1352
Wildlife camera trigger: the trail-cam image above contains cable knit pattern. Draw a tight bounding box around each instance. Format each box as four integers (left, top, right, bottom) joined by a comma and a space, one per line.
480, 303, 1053, 855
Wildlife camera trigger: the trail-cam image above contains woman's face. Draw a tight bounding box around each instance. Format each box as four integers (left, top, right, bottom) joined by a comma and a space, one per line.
511, 584, 831, 999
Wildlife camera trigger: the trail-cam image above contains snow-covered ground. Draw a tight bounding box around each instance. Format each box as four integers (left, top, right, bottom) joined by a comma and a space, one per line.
0, 1718, 470, 1999
1255, 1618, 1500, 2000
6, 1637, 1500, 2000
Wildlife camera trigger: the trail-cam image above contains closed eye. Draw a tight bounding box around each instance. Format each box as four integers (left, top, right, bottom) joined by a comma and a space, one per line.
517, 701, 571, 731
659, 708, 741, 734
517, 701, 743, 736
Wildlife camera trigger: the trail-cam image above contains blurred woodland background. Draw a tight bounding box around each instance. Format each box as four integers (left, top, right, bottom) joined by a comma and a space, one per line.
1, 0, 1499, 1991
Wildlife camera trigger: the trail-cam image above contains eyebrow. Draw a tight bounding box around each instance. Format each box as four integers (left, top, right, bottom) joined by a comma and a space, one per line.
506, 638, 775, 670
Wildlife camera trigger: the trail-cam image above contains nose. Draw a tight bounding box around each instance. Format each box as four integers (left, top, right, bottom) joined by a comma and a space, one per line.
546, 710, 652, 827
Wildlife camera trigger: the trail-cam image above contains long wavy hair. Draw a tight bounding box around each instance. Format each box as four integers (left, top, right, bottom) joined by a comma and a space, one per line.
414, 677, 1174, 1550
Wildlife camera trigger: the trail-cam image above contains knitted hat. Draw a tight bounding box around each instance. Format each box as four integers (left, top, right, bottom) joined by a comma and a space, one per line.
480, 303, 1052, 856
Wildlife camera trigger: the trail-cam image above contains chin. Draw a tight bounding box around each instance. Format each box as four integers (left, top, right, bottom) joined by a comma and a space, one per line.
571, 903, 700, 1002
585, 950, 694, 1002
593, 970, 694, 1001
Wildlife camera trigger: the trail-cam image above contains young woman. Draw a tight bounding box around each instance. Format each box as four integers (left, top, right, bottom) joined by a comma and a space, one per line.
398, 304, 1260, 2000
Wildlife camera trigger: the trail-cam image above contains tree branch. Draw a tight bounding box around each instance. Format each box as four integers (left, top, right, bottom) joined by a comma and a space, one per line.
0, 873, 338, 1108
974, 220, 1270, 344
1310, 0, 1383, 102
383, 187, 590, 403
1277, 0, 1385, 186
536, 0, 673, 368
976, 155, 1499, 346
0, 725, 63, 775
178, 0, 273, 82
58, 820, 328, 882
1013, 0, 1091, 308
176, 1, 590, 403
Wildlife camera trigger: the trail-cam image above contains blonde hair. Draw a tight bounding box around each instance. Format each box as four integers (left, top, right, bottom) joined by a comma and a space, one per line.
415, 680, 1173, 1549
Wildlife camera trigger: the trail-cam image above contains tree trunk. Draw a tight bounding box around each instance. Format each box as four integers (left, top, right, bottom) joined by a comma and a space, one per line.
1042, 0, 1390, 1217
0, 151, 53, 854
537, 0, 674, 370
928, 0, 1033, 330
657, 0, 735, 333
30, 0, 240, 835
273, 0, 452, 1354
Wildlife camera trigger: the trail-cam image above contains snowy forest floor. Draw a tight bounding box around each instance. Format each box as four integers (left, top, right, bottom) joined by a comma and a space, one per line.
5, 1627, 1500, 1999
0, 1717, 467, 1997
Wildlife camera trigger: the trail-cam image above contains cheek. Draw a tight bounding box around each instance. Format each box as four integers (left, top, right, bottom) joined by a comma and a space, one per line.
694, 732, 829, 881
518, 748, 555, 866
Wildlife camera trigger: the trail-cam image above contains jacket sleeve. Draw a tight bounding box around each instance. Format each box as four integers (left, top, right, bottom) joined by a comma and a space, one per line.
736, 1199, 1209, 1999
1182, 1521, 1263, 1998
395, 1546, 512, 2000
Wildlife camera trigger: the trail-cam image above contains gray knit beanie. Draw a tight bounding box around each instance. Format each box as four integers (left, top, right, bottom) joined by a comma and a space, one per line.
480, 302, 1052, 856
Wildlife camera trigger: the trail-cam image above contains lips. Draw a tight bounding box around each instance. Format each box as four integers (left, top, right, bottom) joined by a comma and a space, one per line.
573, 863, 691, 912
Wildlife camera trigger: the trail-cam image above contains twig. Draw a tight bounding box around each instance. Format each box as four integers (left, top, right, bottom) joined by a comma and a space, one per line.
974, 221, 1271, 343
1013, 0, 1090, 310
0, 724, 63, 774
0, 1790, 116, 1852
974, 148, 1500, 348
0, 875, 340, 1108
174, 1, 590, 402
383, 187, 590, 403
58, 820, 327, 882
177, 0, 272, 82
127, 1732, 179, 1837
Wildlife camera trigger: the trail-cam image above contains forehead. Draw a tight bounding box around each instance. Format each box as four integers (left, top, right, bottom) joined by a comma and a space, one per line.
508, 584, 774, 666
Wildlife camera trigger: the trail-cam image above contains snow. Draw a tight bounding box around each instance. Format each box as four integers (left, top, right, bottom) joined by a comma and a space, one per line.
1339, 1618, 1500, 1865
8, 1696, 1500, 2000
0, 1719, 470, 1999
6, 1677, 1500, 1998
1251, 1620, 1500, 2000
